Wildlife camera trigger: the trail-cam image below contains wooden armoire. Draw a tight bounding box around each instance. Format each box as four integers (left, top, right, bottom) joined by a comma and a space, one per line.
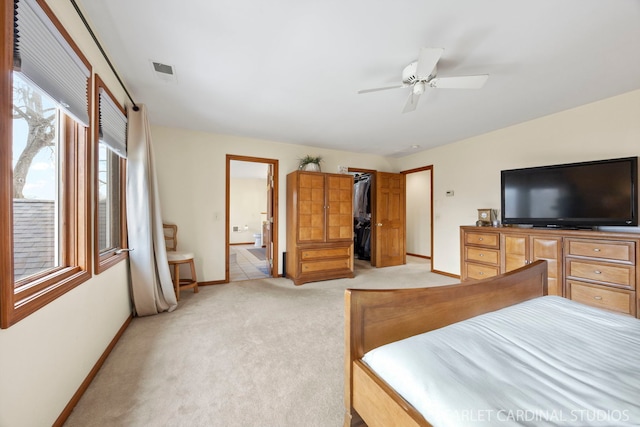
286, 170, 354, 285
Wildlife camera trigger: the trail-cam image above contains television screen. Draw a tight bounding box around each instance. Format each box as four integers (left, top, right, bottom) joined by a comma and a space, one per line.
501, 157, 638, 228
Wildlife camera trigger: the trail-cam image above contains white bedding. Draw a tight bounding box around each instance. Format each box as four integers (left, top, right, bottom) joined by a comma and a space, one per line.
362, 296, 640, 427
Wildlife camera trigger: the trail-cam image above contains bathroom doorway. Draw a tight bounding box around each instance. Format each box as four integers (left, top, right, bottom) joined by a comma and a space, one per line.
226, 155, 278, 282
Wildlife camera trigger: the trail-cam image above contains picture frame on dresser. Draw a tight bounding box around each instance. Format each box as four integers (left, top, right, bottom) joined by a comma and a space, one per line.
476, 209, 492, 226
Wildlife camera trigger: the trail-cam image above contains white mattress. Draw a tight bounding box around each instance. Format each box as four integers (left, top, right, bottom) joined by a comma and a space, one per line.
362, 296, 640, 427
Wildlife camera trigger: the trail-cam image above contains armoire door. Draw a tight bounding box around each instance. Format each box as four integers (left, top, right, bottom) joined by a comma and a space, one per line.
297, 172, 326, 242
326, 174, 353, 242
373, 172, 406, 267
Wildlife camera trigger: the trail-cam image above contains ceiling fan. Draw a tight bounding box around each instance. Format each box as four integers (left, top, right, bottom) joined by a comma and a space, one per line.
358, 47, 489, 113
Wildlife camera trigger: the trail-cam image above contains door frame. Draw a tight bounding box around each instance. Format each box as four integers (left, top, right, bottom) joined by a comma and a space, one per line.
401, 165, 434, 271
225, 155, 279, 282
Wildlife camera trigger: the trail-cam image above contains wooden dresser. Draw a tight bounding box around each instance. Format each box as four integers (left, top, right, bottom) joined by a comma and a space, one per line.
460, 225, 639, 317
286, 171, 354, 285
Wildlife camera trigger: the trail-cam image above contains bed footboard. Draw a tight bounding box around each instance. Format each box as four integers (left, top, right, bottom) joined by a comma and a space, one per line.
344, 260, 548, 427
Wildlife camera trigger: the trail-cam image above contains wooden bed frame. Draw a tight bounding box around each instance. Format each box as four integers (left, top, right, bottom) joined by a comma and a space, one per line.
344, 260, 548, 427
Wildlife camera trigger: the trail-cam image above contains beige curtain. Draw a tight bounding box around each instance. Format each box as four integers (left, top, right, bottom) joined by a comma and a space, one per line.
126, 104, 177, 315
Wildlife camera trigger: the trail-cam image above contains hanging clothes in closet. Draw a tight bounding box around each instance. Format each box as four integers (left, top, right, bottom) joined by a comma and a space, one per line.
353, 174, 371, 260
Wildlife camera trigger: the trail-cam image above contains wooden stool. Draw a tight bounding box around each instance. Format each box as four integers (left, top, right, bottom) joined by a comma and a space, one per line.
163, 224, 199, 301
167, 252, 198, 301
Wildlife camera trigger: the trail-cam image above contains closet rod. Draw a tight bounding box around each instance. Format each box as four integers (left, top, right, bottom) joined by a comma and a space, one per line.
68, 0, 139, 111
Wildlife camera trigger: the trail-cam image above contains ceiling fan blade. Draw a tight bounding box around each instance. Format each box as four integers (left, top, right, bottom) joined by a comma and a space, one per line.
357, 84, 404, 94
402, 91, 421, 113
416, 47, 444, 79
429, 74, 489, 89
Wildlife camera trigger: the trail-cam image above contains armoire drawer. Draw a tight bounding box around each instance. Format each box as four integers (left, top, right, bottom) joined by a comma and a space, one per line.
301, 258, 351, 273
568, 280, 635, 316
300, 246, 351, 260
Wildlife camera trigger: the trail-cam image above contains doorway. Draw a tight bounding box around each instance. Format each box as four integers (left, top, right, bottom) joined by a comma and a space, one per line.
402, 165, 433, 269
349, 166, 432, 271
349, 168, 407, 269
226, 155, 278, 282
350, 168, 375, 270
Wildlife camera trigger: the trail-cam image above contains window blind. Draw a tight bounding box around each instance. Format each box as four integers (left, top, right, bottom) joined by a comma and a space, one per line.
99, 88, 127, 158
14, 0, 91, 126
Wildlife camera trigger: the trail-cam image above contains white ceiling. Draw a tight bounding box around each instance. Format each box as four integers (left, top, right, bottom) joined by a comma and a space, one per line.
77, 0, 640, 158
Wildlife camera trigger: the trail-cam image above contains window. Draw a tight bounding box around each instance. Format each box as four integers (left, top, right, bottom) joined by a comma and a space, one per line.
12, 75, 61, 282
97, 145, 121, 250
94, 75, 128, 273
1, 0, 91, 328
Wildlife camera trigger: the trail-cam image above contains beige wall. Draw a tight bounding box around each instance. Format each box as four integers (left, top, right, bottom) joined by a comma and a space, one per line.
153, 90, 640, 280
394, 89, 640, 275
0, 1, 132, 426
152, 126, 395, 281
406, 170, 431, 257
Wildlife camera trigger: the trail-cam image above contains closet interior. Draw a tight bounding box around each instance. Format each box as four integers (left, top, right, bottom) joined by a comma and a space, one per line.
353, 173, 372, 262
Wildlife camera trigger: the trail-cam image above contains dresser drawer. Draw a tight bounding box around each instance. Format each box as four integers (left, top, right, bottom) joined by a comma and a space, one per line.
566, 259, 635, 289
465, 262, 499, 280
566, 239, 634, 263
465, 232, 499, 249
300, 246, 351, 260
465, 247, 500, 265
568, 280, 635, 315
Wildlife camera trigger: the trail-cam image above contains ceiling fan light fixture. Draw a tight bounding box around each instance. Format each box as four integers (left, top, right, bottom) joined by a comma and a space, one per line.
358, 47, 489, 113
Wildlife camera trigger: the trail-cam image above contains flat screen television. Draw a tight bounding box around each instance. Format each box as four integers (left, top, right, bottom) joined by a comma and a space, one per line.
501, 157, 638, 228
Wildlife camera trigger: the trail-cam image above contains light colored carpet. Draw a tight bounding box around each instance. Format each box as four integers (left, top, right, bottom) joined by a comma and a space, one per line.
63, 257, 458, 427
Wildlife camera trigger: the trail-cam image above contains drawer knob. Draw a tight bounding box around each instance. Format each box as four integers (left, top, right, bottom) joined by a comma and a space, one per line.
594, 270, 602, 274
479, 238, 484, 241
593, 248, 601, 252
479, 253, 484, 257
594, 296, 603, 300
478, 272, 484, 275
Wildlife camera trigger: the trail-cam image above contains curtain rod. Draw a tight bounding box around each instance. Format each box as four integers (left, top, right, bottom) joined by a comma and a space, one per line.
68, 0, 139, 111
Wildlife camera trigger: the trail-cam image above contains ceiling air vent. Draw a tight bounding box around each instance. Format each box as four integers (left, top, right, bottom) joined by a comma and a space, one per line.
150, 60, 177, 83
